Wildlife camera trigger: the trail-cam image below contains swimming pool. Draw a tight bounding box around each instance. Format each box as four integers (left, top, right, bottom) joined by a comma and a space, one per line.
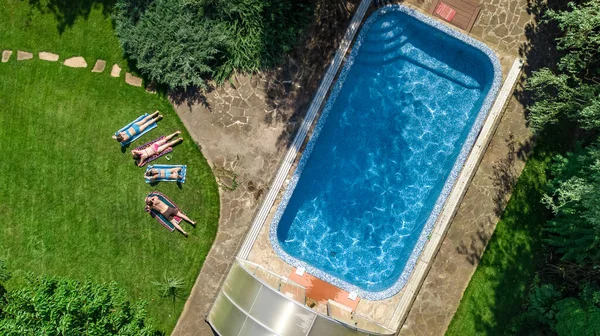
270, 5, 501, 299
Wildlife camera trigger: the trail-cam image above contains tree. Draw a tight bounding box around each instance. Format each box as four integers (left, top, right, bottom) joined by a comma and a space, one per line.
113, 0, 311, 89
525, 0, 600, 132
113, 0, 227, 89
542, 144, 600, 264
0, 273, 156, 335
514, 284, 600, 336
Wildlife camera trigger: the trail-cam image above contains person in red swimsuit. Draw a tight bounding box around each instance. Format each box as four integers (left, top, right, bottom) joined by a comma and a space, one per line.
131, 131, 183, 166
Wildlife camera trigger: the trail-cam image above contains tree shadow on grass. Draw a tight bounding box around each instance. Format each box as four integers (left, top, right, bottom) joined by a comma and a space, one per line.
448, 146, 551, 335
26, 0, 116, 33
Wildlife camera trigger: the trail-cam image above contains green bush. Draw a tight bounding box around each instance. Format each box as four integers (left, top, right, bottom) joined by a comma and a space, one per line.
114, 0, 312, 89
0, 273, 155, 335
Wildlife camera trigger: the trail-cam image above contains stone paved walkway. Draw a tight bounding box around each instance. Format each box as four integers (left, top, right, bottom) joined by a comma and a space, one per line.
170, 0, 534, 334
1, 49, 146, 89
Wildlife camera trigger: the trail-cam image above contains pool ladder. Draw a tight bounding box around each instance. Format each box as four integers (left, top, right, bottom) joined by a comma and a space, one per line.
373, 0, 393, 7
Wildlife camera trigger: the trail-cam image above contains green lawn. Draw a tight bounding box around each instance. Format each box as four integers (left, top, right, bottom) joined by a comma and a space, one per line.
0, 1, 219, 333
446, 151, 552, 335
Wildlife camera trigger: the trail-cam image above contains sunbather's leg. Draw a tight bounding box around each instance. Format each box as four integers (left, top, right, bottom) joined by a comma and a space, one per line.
157, 138, 183, 153
138, 115, 162, 133
135, 111, 160, 126
170, 219, 188, 237
175, 211, 196, 225
167, 168, 181, 179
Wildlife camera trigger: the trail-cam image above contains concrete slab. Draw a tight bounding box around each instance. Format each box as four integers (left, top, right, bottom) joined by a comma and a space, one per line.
39, 52, 59, 62
111, 64, 121, 77
17, 51, 33, 61
1, 50, 12, 63
91, 60, 106, 73
125, 72, 143, 87
63, 56, 87, 68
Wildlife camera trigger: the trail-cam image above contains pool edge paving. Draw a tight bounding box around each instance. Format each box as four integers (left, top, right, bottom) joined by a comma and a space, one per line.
266, 4, 503, 301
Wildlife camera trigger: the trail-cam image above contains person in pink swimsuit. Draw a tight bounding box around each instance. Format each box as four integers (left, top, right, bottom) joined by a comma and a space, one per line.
131, 131, 183, 166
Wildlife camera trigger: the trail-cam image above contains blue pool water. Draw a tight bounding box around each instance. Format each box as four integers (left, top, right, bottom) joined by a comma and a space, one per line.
271, 6, 500, 297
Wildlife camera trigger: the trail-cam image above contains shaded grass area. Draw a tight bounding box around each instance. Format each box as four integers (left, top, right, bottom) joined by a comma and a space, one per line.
0, 1, 219, 333
446, 148, 552, 335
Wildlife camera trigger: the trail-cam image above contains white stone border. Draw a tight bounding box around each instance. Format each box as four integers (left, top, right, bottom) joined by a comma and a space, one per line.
389, 57, 524, 329
236, 0, 373, 259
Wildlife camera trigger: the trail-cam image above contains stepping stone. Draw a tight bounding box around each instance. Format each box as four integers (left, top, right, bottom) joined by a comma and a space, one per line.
125, 72, 143, 87
39, 52, 59, 62
1, 50, 12, 63
17, 51, 33, 61
91, 60, 106, 73
111, 64, 121, 77
63, 56, 87, 68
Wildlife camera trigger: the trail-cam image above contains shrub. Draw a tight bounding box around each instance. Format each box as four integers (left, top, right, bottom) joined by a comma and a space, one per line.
114, 0, 312, 89
0, 273, 155, 335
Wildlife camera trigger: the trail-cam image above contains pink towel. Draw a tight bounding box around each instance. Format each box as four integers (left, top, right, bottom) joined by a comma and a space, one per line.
436, 2, 457, 21
133, 136, 173, 167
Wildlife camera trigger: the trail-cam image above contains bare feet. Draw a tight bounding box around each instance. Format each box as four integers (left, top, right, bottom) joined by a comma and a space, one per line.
183, 232, 189, 237
151, 111, 160, 118
191, 221, 197, 227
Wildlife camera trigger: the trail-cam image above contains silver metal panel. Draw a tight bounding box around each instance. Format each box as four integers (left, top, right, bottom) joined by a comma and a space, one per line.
308, 316, 368, 336
207, 291, 246, 336
207, 260, 394, 336
239, 318, 278, 336
249, 286, 315, 336
223, 262, 263, 311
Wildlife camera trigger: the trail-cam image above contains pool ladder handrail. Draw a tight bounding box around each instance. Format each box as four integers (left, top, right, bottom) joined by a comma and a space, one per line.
374, 0, 392, 7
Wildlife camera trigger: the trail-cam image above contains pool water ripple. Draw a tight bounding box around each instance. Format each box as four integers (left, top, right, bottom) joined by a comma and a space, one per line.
270, 5, 501, 298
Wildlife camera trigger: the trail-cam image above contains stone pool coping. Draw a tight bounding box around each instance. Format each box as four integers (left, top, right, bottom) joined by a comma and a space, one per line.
265, 4, 503, 301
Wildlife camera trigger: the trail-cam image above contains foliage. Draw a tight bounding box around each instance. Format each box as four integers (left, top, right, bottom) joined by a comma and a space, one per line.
511, 1, 600, 334
0, 273, 155, 335
545, 1, 600, 82
152, 274, 185, 302
542, 144, 600, 264
525, 0, 600, 132
0, 261, 10, 284
114, 0, 312, 89
450, 1, 600, 334
512, 284, 600, 336
113, 0, 227, 89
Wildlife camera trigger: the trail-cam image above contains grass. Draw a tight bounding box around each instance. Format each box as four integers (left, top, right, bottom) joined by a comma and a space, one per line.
0, 1, 219, 333
446, 149, 553, 335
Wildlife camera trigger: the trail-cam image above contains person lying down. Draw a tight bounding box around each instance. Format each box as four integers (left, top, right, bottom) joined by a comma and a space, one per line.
113, 111, 162, 143
145, 167, 183, 182
131, 131, 183, 166
145, 195, 196, 237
